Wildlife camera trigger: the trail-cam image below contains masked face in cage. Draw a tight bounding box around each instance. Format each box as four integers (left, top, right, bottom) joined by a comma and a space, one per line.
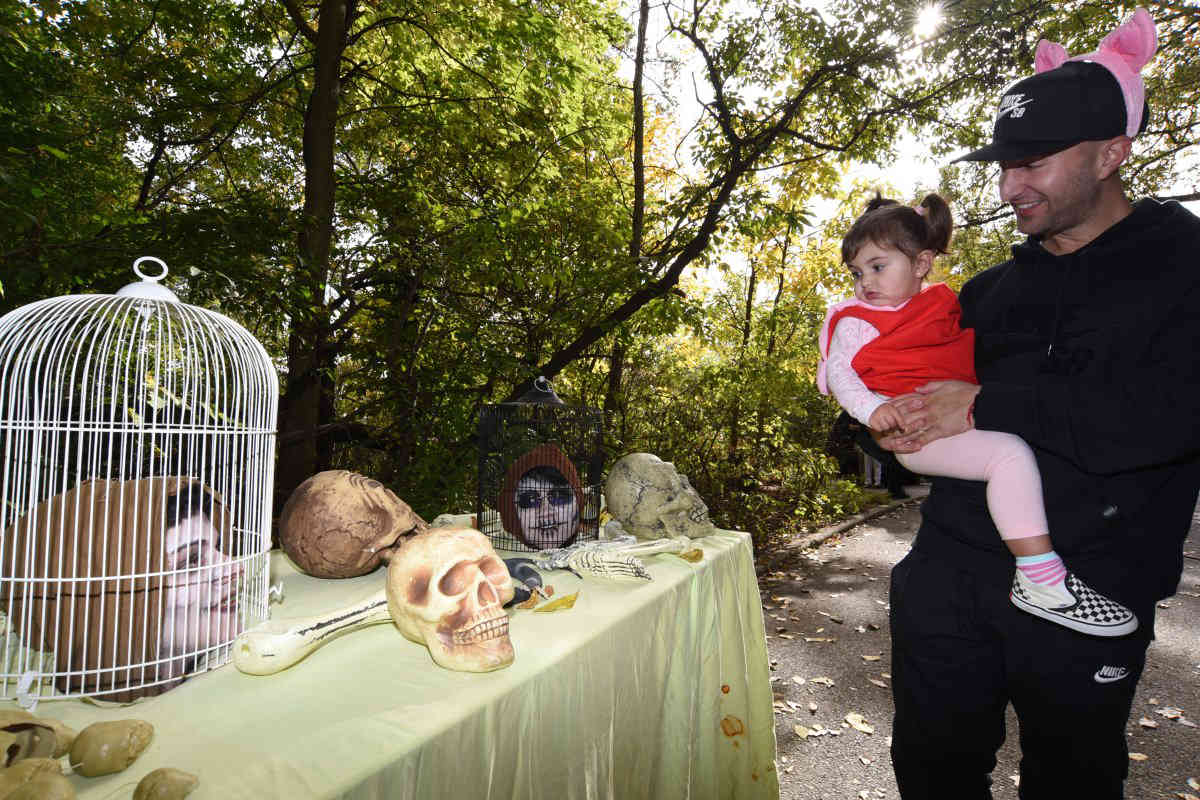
499, 444, 586, 550
513, 467, 579, 549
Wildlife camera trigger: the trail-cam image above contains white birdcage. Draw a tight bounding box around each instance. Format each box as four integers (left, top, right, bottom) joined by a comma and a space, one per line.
0, 257, 277, 702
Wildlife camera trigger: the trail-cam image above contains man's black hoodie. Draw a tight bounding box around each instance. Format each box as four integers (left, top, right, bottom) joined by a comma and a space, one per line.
914, 198, 1200, 623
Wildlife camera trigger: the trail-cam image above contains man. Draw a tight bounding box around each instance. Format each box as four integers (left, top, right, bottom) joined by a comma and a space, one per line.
877, 9, 1200, 797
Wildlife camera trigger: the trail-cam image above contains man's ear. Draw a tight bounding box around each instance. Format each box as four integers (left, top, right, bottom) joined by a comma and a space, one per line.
1096, 136, 1133, 180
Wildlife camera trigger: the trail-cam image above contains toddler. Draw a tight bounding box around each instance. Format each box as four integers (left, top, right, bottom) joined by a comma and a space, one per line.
817, 193, 1136, 637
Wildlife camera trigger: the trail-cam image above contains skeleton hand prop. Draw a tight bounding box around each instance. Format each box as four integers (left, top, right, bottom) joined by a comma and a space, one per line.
234, 589, 391, 675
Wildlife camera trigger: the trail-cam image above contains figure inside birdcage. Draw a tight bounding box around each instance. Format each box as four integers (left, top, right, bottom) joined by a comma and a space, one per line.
499, 445, 584, 550
1, 476, 246, 699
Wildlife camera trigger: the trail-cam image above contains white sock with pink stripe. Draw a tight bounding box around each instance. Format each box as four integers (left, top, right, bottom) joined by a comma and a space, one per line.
1014, 551, 1075, 607
1016, 551, 1066, 584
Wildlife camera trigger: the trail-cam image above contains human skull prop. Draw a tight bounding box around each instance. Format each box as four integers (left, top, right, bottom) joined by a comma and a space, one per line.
279, 470, 427, 578
605, 453, 717, 540
385, 527, 515, 672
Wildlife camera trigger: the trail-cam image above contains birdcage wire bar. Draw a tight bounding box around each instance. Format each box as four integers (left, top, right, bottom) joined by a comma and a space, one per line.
0, 264, 277, 701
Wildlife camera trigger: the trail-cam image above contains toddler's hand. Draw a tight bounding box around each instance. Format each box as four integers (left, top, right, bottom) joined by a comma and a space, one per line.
868, 403, 904, 435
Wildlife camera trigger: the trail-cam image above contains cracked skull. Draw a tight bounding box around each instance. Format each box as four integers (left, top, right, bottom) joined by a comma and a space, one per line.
605, 453, 716, 540
386, 528, 515, 672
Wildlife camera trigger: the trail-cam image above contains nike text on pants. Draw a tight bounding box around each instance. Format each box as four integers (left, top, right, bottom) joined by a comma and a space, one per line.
888, 550, 1152, 799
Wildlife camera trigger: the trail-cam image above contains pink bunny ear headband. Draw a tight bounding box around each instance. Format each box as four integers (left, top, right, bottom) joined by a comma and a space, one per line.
1035, 7, 1157, 137
954, 8, 1157, 163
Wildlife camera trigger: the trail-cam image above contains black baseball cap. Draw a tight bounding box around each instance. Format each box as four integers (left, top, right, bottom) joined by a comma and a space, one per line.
954, 61, 1148, 163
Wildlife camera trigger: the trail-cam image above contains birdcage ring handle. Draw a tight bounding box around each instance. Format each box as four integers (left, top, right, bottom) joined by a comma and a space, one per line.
132, 256, 169, 282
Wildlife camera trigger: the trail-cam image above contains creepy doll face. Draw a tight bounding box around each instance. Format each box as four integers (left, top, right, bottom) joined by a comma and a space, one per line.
162, 512, 243, 658
846, 240, 932, 307
514, 468, 579, 549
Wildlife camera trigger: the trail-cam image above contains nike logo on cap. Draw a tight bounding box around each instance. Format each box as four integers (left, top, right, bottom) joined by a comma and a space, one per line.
1094, 665, 1129, 683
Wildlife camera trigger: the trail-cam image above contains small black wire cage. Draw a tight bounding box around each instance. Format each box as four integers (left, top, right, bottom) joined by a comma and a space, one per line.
477, 377, 604, 552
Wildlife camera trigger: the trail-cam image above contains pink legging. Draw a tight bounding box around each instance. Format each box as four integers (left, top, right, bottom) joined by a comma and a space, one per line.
896, 429, 1048, 540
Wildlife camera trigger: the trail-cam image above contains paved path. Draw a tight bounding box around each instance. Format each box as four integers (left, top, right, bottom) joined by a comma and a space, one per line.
759, 493, 1200, 799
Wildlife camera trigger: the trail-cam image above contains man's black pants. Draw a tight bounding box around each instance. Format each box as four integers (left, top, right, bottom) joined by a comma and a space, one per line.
889, 549, 1153, 799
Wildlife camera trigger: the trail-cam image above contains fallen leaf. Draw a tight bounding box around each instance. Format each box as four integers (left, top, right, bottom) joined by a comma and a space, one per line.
1009, 774, 1020, 788
808, 702, 818, 713
881, 673, 892, 679
679, 548, 704, 562
810, 676, 835, 687
1129, 752, 1149, 761
786, 701, 801, 711
1138, 716, 1159, 729
861, 654, 882, 662
778, 634, 795, 640
845, 712, 875, 734
1149, 698, 1160, 705
869, 679, 889, 689
791, 675, 806, 685
859, 755, 872, 765
793, 724, 810, 739
805, 636, 836, 642
855, 625, 867, 633
1158, 601, 1171, 608
1181, 718, 1198, 728
533, 590, 579, 612
868, 623, 881, 631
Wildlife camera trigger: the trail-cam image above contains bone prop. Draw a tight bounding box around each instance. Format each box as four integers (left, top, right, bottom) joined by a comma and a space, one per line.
234, 588, 390, 675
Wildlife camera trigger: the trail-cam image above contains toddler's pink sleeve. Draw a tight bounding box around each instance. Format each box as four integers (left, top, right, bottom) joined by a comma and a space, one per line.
826, 317, 885, 426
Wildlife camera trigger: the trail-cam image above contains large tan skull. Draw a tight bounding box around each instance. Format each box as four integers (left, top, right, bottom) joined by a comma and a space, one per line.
605, 453, 717, 540
385, 528, 515, 672
279, 470, 427, 578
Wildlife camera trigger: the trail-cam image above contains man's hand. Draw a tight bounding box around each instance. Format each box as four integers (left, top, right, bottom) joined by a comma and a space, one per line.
875, 380, 980, 453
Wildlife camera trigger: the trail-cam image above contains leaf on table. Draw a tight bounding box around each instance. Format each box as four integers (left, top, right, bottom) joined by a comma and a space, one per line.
678, 548, 704, 562
845, 712, 874, 734
533, 591, 579, 612
1138, 716, 1159, 728
1128, 752, 1149, 761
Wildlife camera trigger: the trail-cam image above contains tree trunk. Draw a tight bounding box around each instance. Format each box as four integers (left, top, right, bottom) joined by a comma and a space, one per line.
276, 0, 353, 509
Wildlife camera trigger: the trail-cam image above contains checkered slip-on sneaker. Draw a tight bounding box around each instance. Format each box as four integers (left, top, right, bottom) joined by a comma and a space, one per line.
1011, 571, 1138, 637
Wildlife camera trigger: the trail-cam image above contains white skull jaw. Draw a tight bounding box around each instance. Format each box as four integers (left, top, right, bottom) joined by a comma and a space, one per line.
605, 453, 717, 540
386, 528, 515, 672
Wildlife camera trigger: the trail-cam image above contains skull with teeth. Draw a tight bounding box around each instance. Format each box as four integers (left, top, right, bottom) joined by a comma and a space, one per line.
605, 453, 717, 540
385, 527, 515, 672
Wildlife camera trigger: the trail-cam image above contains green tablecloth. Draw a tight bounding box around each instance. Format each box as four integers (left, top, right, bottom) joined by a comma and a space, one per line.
43, 531, 779, 799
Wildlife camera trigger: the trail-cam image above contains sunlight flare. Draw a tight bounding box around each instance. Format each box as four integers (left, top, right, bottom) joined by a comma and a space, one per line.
914, 3, 944, 39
